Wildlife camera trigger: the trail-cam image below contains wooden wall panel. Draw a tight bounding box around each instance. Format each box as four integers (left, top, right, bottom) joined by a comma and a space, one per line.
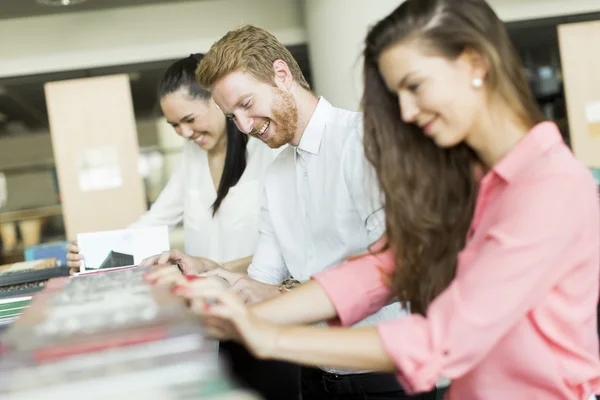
45, 74, 146, 240
558, 20, 600, 167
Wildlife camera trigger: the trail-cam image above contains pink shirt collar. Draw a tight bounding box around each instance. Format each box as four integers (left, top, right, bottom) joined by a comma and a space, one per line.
492, 121, 562, 183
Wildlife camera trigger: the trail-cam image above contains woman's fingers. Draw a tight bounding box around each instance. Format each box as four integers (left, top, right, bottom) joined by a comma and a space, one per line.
143, 264, 183, 284
66, 243, 80, 253
66, 246, 83, 269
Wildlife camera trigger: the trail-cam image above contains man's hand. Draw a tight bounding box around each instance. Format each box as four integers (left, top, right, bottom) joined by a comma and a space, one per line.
233, 276, 281, 305
203, 269, 280, 305
139, 249, 221, 275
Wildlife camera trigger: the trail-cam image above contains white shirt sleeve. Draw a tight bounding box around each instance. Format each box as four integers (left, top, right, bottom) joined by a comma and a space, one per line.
129, 153, 185, 229
247, 183, 290, 285
341, 124, 386, 244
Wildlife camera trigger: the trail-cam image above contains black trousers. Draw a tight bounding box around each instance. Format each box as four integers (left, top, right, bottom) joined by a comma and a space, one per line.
301, 366, 438, 400
219, 341, 301, 400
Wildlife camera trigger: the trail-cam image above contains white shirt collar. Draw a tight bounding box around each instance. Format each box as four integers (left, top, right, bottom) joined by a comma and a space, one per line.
296, 97, 332, 156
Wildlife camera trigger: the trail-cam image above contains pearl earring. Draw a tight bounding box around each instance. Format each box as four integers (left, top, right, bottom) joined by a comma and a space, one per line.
472, 78, 483, 88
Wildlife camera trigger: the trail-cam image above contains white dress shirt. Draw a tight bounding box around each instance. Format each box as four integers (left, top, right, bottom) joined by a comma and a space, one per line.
247, 98, 407, 374
132, 138, 280, 263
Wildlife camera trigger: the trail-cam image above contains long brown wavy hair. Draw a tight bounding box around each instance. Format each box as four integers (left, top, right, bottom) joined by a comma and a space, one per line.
363, 0, 544, 314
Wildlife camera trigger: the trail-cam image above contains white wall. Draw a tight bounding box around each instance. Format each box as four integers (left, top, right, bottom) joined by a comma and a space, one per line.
302, 0, 600, 111
303, 0, 401, 111
2, 0, 599, 100
0, 0, 305, 78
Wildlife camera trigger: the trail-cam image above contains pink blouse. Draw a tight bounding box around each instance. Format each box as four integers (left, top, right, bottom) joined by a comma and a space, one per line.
313, 122, 600, 399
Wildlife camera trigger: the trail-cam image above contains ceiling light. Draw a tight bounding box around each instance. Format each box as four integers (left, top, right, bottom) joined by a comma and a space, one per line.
36, 0, 89, 6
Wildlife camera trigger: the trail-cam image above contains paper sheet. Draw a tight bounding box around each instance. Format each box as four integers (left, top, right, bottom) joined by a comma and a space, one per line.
585, 101, 600, 124
77, 146, 123, 192
77, 226, 170, 272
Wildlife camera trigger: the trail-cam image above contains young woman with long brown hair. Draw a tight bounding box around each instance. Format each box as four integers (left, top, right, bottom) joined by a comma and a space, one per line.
170, 1, 600, 398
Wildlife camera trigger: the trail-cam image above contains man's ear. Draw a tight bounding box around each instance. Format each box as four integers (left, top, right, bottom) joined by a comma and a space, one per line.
273, 59, 293, 90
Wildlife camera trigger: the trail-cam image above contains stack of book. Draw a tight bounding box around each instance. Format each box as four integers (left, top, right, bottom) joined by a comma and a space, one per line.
0, 266, 259, 399
0, 258, 70, 328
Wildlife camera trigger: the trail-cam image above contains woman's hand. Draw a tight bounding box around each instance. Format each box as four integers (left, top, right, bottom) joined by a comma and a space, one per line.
143, 263, 234, 290
139, 249, 221, 274
143, 264, 188, 286
66, 242, 83, 275
175, 281, 281, 359
200, 269, 280, 304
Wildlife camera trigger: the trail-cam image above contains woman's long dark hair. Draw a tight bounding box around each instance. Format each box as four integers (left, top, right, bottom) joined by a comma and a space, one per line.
363, 0, 544, 314
158, 54, 248, 216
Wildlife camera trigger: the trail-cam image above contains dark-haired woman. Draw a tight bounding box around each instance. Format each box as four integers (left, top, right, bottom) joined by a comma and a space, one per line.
67, 54, 280, 274
173, 1, 600, 399
66, 55, 298, 400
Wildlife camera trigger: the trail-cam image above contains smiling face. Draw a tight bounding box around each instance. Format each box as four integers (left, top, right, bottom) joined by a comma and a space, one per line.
377, 41, 487, 148
210, 70, 298, 149
159, 89, 227, 151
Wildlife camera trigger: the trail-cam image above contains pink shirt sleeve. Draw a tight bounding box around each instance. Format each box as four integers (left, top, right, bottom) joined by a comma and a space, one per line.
376, 175, 593, 393
312, 240, 395, 326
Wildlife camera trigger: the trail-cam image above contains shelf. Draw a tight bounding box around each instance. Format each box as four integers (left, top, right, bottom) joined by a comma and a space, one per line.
0, 205, 62, 224
1, 160, 56, 174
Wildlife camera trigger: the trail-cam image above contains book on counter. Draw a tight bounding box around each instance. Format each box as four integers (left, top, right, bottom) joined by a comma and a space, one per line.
0, 258, 70, 291
0, 266, 257, 399
0, 296, 33, 328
